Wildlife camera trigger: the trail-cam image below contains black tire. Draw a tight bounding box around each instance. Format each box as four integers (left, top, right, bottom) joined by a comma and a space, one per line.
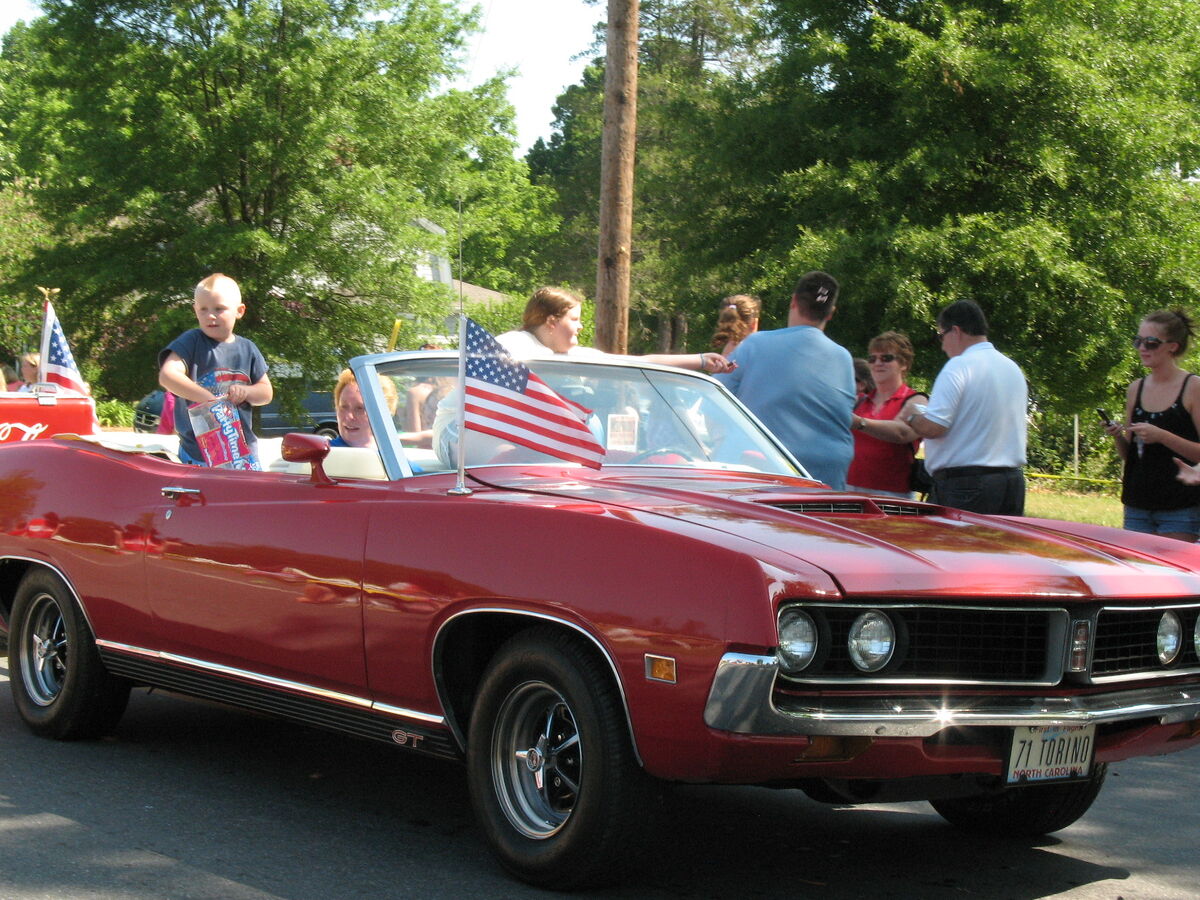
314, 423, 340, 440
466, 628, 650, 889
8, 569, 130, 740
930, 764, 1108, 836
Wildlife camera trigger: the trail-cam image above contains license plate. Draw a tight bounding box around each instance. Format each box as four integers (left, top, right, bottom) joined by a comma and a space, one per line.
1006, 724, 1095, 784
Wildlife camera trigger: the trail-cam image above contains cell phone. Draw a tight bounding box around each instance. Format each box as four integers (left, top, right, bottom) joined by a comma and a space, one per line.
1096, 408, 1113, 426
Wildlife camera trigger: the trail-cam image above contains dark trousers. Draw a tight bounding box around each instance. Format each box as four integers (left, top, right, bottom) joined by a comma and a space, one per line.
931, 466, 1025, 516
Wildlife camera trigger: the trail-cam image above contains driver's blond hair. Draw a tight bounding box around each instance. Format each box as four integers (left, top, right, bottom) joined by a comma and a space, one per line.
334, 368, 398, 414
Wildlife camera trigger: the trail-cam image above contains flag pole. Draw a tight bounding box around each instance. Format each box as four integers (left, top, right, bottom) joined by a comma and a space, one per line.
36, 285, 60, 385
37, 302, 50, 385
448, 197, 472, 496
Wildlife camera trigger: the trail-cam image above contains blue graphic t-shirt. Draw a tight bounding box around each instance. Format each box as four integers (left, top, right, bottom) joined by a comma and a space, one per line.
159, 329, 268, 462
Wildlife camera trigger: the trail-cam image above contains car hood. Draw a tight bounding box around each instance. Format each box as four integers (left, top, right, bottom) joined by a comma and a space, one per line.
473, 468, 1200, 600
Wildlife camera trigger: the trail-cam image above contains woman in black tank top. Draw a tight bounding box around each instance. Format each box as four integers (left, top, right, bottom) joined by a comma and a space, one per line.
1107, 309, 1200, 541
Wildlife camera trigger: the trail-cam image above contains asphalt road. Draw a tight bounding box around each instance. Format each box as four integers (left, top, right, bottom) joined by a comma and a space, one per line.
0, 658, 1197, 899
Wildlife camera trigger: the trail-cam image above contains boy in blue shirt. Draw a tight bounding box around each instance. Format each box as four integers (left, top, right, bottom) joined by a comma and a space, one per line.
158, 273, 273, 465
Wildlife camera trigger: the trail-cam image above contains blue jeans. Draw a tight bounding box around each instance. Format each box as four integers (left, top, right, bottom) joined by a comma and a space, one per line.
1123, 505, 1200, 537
177, 445, 207, 466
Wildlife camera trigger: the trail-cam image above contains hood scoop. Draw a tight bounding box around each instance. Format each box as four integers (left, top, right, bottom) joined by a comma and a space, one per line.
768, 499, 929, 517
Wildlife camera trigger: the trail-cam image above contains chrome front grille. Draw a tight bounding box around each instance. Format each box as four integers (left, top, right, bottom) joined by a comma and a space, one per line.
775, 601, 1200, 688
777, 603, 1068, 686
1092, 605, 1200, 678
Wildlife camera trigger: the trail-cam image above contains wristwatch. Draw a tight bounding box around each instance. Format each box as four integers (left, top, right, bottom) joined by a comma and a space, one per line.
906, 410, 921, 425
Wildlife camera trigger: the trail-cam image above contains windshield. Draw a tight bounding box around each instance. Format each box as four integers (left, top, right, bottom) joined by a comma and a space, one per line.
364, 355, 805, 478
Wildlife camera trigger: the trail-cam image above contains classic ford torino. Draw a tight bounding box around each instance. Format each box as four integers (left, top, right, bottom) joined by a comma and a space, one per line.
2, 351, 1199, 888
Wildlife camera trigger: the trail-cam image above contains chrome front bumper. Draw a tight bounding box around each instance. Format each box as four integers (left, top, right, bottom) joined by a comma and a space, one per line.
704, 653, 1200, 738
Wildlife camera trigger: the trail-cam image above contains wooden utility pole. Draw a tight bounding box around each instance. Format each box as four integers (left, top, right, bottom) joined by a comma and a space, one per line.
595, 0, 639, 353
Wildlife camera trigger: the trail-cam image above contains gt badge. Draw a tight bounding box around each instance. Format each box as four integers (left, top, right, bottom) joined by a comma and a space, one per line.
391, 729, 425, 749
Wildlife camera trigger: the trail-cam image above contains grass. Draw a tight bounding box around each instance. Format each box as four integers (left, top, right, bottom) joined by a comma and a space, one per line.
1024, 487, 1122, 528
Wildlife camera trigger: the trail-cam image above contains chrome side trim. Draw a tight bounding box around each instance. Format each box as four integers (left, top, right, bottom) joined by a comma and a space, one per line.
96, 640, 445, 726
704, 652, 1200, 738
373, 702, 445, 725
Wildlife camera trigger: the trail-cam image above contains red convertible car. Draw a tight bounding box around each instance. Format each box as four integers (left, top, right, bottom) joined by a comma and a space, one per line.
2, 351, 1199, 889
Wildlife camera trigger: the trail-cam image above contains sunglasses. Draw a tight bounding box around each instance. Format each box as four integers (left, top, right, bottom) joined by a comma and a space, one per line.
1132, 335, 1166, 350
866, 354, 896, 364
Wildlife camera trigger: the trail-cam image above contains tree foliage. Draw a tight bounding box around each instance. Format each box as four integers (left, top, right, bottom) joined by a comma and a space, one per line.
658, 0, 1200, 406
0, 0, 556, 398
530, 0, 1200, 410
0, 182, 53, 362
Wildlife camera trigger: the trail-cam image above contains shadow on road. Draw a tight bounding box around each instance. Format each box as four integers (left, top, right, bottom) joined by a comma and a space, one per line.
0, 665, 1141, 899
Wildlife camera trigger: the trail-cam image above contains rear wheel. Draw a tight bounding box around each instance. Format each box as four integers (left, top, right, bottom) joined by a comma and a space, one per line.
8, 569, 130, 739
930, 765, 1107, 836
466, 628, 650, 889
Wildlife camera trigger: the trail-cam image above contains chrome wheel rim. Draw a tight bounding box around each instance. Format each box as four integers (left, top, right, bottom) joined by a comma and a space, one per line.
490, 681, 582, 839
20, 592, 67, 706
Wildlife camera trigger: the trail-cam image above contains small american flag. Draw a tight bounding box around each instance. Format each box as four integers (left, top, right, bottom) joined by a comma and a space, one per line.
463, 317, 605, 468
39, 301, 90, 396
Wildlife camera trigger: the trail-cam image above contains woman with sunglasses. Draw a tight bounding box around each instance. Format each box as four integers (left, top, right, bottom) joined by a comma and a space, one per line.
846, 331, 926, 498
1106, 309, 1200, 541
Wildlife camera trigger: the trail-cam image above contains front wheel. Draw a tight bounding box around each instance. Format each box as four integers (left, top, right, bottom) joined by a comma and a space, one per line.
930, 765, 1108, 836
8, 569, 130, 740
466, 628, 650, 889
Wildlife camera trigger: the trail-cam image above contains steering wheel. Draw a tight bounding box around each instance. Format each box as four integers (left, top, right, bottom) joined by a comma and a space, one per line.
627, 447, 696, 464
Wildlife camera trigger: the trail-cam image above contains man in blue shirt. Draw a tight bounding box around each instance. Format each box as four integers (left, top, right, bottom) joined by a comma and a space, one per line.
718, 272, 855, 489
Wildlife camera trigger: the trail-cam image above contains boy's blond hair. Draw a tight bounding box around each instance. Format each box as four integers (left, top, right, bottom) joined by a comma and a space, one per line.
195, 272, 242, 304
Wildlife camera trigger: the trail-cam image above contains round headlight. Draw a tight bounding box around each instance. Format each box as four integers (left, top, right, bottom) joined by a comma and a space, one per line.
778, 609, 819, 673
1194, 614, 1200, 659
1157, 611, 1182, 665
847, 610, 895, 673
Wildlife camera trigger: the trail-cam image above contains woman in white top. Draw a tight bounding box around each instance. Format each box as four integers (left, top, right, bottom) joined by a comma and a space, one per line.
434, 287, 734, 466
499, 286, 733, 373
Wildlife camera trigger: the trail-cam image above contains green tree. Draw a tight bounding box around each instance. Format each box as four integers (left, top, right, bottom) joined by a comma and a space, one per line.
0, 182, 51, 362
665, 0, 1200, 406
1, 0, 555, 399
0, 22, 57, 363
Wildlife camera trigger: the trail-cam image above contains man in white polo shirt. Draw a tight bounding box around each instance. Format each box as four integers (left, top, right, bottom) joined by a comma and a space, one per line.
904, 299, 1028, 514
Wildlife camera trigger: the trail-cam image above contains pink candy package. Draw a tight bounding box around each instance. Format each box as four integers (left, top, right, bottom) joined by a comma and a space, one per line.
188, 397, 260, 470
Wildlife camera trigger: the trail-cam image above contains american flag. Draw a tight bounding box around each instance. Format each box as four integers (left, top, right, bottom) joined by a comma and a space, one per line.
463, 317, 605, 468
39, 301, 90, 396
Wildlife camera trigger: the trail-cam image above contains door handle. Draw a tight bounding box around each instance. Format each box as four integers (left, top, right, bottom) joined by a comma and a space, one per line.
161, 486, 202, 500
